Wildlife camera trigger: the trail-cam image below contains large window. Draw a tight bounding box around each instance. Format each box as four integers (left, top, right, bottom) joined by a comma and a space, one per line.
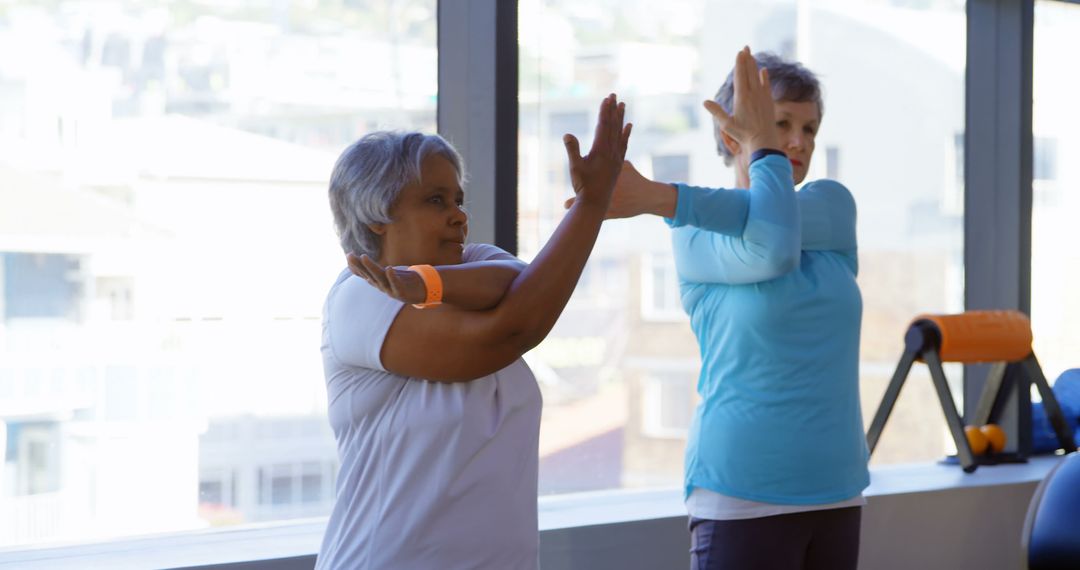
519, 0, 967, 495
0, 0, 435, 547
1032, 0, 1080, 389
3, 0, 1029, 556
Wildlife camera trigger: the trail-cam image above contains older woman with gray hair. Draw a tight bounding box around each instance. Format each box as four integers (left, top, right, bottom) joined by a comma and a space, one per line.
314, 94, 630, 570
570, 48, 868, 569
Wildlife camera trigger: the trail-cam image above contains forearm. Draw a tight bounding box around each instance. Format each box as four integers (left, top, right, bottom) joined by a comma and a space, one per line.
670, 156, 800, 284
643, 179, 678, 218
436, 260, 526, 311
666, 183, 749, 235
488, 199, 607, 349
664, 157, 792, 240
738, 155, 800, 263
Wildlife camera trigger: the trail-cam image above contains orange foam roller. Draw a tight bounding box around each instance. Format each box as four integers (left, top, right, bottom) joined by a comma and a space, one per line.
913, 310, 1033, 363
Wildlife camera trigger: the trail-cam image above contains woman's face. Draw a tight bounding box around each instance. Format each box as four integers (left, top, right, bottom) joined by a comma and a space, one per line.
772, 99, 820, 184
374, 154, 468, 267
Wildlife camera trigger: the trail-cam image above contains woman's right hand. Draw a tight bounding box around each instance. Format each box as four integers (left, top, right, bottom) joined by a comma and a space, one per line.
563, 93, 633, 211
562, 160, 677, 219
346, 252, 427, 305
703, 47, 781, 156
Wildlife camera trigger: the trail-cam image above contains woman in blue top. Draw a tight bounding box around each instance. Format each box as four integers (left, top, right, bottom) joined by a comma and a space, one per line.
570, 47, 869, 570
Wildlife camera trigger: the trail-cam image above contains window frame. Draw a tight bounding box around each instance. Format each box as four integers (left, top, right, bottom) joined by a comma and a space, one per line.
0, 0, 1061, 562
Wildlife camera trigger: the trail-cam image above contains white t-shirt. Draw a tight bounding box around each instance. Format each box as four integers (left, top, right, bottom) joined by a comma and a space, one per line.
316, 244, 542, 570
686, 487, 866, 521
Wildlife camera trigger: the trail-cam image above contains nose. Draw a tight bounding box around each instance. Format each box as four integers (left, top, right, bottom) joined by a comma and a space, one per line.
450, 204, 467, 227
786, 132, 806, 154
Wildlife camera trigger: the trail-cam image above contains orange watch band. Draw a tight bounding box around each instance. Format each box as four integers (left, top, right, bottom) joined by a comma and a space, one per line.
407, 264, 443, 309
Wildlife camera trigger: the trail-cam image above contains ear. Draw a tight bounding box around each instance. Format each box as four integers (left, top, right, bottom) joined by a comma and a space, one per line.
367, 223, 387, 236
721, 132, 740, 157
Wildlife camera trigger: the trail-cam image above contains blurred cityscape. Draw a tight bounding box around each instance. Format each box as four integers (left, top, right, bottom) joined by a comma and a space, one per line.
0, 0, 1076, 549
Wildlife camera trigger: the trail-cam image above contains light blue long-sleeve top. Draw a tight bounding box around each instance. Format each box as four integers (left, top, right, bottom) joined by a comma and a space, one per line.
668, 154, 870, 504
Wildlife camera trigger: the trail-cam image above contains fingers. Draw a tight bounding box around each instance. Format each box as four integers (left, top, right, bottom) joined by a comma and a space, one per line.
349, 253, 389, 293
346, 252, 366, 278
703, 99, 731, 124
360, 254, 392, 290
734, 47, 749, 102
348, 253, 384, 289
744, 47, 758, 91
563, 133, 582, 164
384, 267, 405, 297
759, 67, 771, 92
620, 122, 632, 156
581, 93, 628, 159
613, 99, 625, 152
590, 94, 612, 154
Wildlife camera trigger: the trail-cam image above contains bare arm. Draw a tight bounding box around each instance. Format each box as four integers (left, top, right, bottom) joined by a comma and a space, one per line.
566, 48, 799, 284
563, 160, 677, 219
348, 253, 526, 311
376, 94, 632, 382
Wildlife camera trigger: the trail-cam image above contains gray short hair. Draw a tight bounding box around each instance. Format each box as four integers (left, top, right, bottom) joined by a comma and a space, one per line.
712, 52, 823, 166
329, 131, 465, 259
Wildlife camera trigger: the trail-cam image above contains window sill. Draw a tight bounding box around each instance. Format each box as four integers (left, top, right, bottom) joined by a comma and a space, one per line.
0, 455, 1063, 569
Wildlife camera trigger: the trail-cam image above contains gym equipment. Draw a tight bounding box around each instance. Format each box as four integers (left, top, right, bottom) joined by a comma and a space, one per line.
1022, 452, 1080, 569
1032, 369, 1080, 454
866, 310, 1077, 473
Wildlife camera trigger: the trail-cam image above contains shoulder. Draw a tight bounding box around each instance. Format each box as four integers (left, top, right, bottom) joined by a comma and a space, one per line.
799, 179, 856, 216
463, 243, 521, 263
801, 179, 854, 201
324, 269, 405, 372
327, 269, 403, 319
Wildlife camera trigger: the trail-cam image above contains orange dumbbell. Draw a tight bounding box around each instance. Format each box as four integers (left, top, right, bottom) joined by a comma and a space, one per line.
965, 426, 989, 455
980, 424, 1007, 454
964, 423, 1007, 456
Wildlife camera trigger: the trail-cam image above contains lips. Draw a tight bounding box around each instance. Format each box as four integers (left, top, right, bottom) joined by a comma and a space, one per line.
790, 159, 804, 168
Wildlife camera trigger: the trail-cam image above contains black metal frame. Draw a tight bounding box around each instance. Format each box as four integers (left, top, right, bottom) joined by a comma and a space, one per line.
442, 0, 1062, 453
437, 0, 519, 254
867, 319, 1075, 473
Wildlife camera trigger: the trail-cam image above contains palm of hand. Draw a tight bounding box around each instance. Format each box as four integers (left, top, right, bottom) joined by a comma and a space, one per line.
569, 151, 621, 199
347, 253, 427, 304
607, 161, 652, 219
705, 47, 780, 152
564, 94, 632, 208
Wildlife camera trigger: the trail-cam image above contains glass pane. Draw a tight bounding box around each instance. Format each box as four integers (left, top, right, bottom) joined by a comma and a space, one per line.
1032, 1, 1080, 390
199, 480, 224, 507
300, 461, 323, 504
520, 0, 966, 494
0, 0, 435, 547
270, 466, 293, 507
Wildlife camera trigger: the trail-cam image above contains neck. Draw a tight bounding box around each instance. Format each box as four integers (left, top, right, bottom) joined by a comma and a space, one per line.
735, 165, 750, 189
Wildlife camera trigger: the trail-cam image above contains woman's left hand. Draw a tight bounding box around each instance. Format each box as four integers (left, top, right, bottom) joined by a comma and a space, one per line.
703, 47, 780, 156
346, 253, 427, 305
562, 160, 676, 219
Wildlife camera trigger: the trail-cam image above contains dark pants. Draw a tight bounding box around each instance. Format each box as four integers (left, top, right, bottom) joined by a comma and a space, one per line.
689, 507, 862, 570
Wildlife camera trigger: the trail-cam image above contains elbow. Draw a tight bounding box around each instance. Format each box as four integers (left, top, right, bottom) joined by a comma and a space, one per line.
752, 239, 800, 279
766, 230, 801, 276
486, 305, 546, 354
764, 248, 799, 276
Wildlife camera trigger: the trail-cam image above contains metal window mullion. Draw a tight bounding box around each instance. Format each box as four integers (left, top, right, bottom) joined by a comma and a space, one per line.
963, 0, 1034, 418
437, 0, 518, 254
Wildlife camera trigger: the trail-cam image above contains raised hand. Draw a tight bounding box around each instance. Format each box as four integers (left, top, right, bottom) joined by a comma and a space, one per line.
703, 47, 781, 156
563, 94, 633, 210
563, 160, 676, 220
347, 252, 427, 305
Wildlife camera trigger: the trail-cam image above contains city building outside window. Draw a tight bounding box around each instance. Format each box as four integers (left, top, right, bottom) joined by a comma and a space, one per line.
1031, 1, 1080, 390
0, 0, 435, 547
